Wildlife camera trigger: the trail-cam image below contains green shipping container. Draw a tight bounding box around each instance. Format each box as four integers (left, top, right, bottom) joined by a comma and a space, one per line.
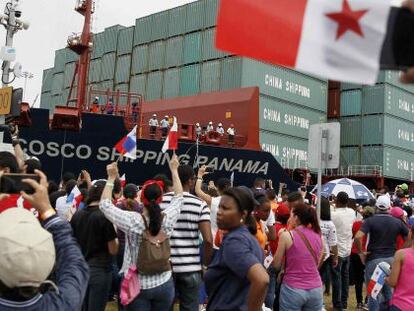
114, 83, 129, 105
51, 94, 63, 109
240, 59, 328, 112
341, 82, 362, 91
51, 73, 64, 95
340, 117, 362, 146
130, 74, 147, 97
340, 90, 362, 116
131, 45, 149, 74
117, 26, 134, 56
91, 32, 105, 59
64, 62, 77, 88
183, 32, 202, 65
115, 55, 131, 84
180, 64, 200, 96
103, 25, 124, 54
362, 146, 414, 180
151, 11, 169, 41
201, 60, 220, 93
202, 28, 226, 61
41, 68, 54, 93
148, 41, 166, 71
88, 59, 102, 83
40, 92, 52, 110
54, 49, 67, 73
220, 57, 242, 90
362, 84, 414, 123
377, 70, 414, 93
65, 49, 78, 64
259, 95, 326, 139
260, 131, 309, 169
204, 0, 219, 28
146, 71, 163, 101
185, 1, 205, 32
168, 6, 186, 37
362, 115, 414, 152
134, 16, 152, 46
100, 80, 114, 91
101, 53, 116, 81
165, 36, 184, 68
340, 147, 361, 169
163, 68, 180, 99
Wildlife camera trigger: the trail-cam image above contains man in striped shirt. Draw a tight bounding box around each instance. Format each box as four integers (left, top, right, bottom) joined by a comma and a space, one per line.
161, 165, 213, 311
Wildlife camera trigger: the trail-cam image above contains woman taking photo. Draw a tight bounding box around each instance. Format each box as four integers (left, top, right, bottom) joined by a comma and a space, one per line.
204, 187, 269, 311
273, 204, 324, 311
99, 155, 183, 310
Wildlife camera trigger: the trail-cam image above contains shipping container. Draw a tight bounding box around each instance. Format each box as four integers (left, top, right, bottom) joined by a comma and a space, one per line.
362, 84, 414, 123
180, 64, 201, 96
183, 32, 202, 65
341, 82, 362, 91
340, 147, 361, 169
129, 74, 147, 96
340, 90, 362, 116
115, 54, 131, 84
148, 41, 166, 71
340, 117, 362, 146
240, 59, 328, 112
91, 32, 105, 59
64, 62, 77, 88
99, 80, 114, 92
362, 115, 414, 152
117, 26, 134, 56
201, 60, 220, 93
204, 0, 219, 28
328, 89, 340, 119
259, 131, 308, 169
40, 92, 52, 110
165, 36, 184, 68
53, 49, 67, 73
51, 73, 64, 95
51, 94, 63, 108
134, 16, 153, 46
259, 95, 326, 139
131, 45, 149, 75
101, 53, 116, 81
185, 1, 205, 33
114, 83, 129, 105
163, 68, 180, 99
202, 28, 226, 61
377, 70, 414, 93
103, 25, 125, 54
168, 5, 187, 37
41, 68, 54, 93
146, 71, 164, 101
151, 11, 169, 41
220, 57, 242, 90
88, 58, 102, 83
362, 146, 414, 180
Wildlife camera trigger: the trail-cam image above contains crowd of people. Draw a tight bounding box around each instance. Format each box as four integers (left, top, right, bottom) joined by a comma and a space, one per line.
0, 145, 414, 311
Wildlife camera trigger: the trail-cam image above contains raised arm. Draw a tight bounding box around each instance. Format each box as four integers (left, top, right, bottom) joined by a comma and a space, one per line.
195, 165, 212, 206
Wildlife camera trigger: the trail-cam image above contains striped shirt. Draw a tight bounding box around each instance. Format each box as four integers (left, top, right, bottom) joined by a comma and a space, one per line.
99, 195, 183, 289
161, 192, 211, 273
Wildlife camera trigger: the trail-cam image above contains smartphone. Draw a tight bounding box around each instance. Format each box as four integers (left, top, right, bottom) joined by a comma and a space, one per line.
0, 174, 40, 194
380, 7, 414, 70
205, 166, 214, 173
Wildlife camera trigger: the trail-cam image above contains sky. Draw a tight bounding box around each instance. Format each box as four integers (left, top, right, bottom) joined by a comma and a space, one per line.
1, 0, 404, 106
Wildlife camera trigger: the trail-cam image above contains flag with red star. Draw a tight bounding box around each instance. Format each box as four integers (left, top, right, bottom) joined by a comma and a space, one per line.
216, 0, 391, 84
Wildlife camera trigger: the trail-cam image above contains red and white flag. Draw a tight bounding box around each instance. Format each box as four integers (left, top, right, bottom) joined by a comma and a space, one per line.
120, 174, 126, 188
162, 117, 178, 153
216, 0, 390, 84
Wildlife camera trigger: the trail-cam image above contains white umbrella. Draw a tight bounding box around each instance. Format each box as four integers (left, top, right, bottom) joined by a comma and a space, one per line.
314, 178, 374, 200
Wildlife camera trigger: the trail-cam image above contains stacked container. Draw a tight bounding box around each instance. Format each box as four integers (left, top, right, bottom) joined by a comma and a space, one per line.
337, 71, 414, 181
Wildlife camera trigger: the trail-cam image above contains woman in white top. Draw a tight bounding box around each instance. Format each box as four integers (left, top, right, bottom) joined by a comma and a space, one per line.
99, 155, 183, 310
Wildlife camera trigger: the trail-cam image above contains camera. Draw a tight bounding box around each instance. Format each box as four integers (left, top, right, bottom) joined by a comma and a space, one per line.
14, 10, 21, 18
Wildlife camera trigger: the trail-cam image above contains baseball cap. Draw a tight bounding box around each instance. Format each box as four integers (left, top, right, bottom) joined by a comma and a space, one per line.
376, 195, 391, 211
277, 203, 290, 217
399, 183, 409, 191
390, 207, 405, 219
0, 208, 55, 288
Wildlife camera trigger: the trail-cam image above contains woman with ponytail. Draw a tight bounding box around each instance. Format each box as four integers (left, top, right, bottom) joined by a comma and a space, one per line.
99, 155, 183, 310
204, 187, 269, 311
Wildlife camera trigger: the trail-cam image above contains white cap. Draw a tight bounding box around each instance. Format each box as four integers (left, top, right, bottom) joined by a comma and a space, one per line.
196, 123, 200, 126
376, 195, 391, 211
94, 96, 99, 99
152, 114, 156, 117
209, 121, 213, 125
165, 115, 169, 118
218, 123, 222, 127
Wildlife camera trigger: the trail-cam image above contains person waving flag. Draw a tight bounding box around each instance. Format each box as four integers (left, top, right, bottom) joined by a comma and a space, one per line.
115, 126, 137, 160
162, 117, 178, 153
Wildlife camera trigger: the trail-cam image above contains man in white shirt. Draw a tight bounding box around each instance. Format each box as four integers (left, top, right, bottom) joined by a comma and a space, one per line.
148, 114, 159, 138
206, 121, 214, 133
216, 123, 225, 135
160, 115, 170, 139
227, 124, 235, 146
330, 191, 356, 311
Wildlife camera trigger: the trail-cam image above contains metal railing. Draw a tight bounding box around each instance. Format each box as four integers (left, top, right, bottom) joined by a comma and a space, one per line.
347, 165, 383, 177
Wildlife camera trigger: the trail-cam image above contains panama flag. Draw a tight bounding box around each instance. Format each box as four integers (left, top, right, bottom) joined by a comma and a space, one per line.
367, 265, 386, 300
162, 117, 178, 153
66, 185, 83, 209
216, 0, 391, 84
120, 174, 126, 187
115, 126, 137, 160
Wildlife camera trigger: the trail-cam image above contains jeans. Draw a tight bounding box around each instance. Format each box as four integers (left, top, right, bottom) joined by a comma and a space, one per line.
365, 257, 394, 311
82, 265, 112, 311
265, 266, 277, 308
319, 257, 332, 294
174, 271, 202, 311
332, 256, 350, 310
350, 253, 365, 304
279, 283, 323, 311
126, 277, 175, 311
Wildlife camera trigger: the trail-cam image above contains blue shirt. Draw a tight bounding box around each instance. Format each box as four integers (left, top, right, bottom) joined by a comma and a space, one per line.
205, 226, 263, 311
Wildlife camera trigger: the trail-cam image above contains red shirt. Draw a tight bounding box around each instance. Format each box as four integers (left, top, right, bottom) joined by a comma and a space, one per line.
0, 194, 32, 213
269, 223, 288, 255
352, 220, 366, 254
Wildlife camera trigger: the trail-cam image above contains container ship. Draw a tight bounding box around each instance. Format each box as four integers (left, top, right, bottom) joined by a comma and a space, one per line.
4, 0, 414, 190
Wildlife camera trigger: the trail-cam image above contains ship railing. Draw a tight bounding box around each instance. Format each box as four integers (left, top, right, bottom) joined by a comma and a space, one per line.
280, 158, 308, 170
347, 165, 383, 177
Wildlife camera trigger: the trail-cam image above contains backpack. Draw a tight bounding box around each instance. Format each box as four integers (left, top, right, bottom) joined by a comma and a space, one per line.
137, 214, 171, 274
